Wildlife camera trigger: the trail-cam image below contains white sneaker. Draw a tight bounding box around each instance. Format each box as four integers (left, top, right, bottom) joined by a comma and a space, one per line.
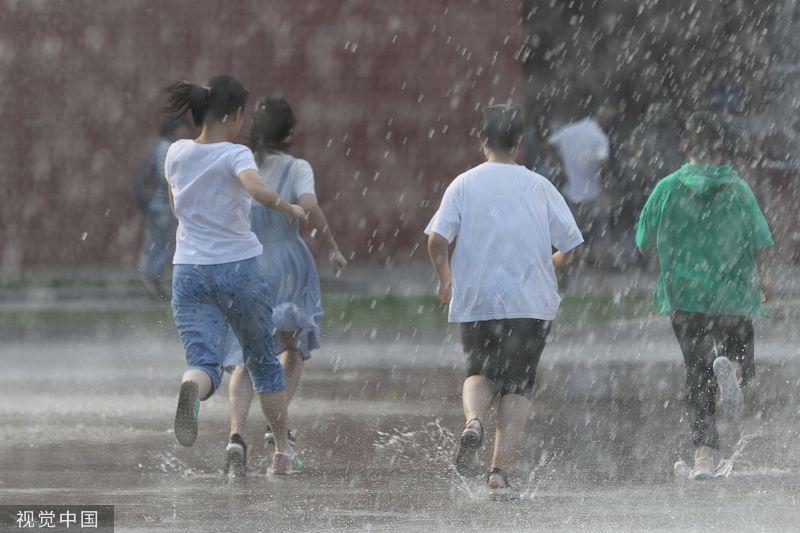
689, 446, 717, 480
713, 356, 744, 418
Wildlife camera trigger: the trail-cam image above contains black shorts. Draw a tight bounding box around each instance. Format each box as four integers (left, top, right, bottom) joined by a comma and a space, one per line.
460, 318, 551, 399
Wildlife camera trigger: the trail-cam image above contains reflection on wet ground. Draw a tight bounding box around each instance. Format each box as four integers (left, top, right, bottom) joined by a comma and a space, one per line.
1, 327, 799, 531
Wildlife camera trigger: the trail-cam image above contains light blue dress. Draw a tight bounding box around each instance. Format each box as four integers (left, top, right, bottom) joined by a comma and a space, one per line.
223, 153, 323, 365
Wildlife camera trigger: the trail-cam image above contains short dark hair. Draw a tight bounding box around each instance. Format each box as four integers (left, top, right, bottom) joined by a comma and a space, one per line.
685, 111, 728, 159
477, 104, 524, 151
163, 74, 249, 126
249, 96, 297, 155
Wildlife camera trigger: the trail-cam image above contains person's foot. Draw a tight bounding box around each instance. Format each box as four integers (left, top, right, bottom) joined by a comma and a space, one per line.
272, 451, 304, 475
223, 433, 247, 477
689, 446, 717, 480
264, 427, 298, 447
487, 468, 521, 501
174, 381, 199, 447
714, 356, 744, 418
454, 418, 483, 476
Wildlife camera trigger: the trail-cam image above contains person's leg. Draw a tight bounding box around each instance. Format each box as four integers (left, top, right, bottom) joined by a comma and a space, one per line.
462, 375, 497, 424
721, 316, 754, 386
228, 365, 254, 436
486, 319, 548, 498
712, 316, 751, 418
461, 321, 501, 424
489, 319, 547, 472
672, 311, 719, 478
490, 393, 532, 471
181, 369, 213, 399
454, 322, 499, 475
171, 264, 227, 447
279, 333, 305, 403
220, 259, 295, 460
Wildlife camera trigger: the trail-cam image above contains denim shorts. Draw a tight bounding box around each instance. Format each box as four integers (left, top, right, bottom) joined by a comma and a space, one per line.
171, 257, 285, 397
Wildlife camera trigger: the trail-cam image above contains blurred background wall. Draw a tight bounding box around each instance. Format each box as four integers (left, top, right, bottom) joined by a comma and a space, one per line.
1, 0, 799, 279
0, 0, 522, 276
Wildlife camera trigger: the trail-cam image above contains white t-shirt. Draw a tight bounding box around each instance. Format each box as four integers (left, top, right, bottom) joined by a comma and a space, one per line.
425, 162, 583, 322
258, 153, 316, 201
165, 139, 262, 265
548, 118, 610, 203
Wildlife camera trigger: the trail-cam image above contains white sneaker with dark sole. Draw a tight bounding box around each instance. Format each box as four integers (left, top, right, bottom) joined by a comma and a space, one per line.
713, 356, 744, 418
223, 435, 247, 478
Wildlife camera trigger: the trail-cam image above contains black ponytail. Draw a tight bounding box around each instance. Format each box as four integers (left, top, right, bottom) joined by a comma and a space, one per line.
163, 75, 249, 127
249, 96, 297, 157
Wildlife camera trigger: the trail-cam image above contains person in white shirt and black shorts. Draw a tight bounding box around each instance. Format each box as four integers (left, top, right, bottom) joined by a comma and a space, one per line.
426, 104, 583, 500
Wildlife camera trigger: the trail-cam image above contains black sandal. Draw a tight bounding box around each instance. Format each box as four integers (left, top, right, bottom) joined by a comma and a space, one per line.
454, 418, 483, 476
486, 468, 521, 501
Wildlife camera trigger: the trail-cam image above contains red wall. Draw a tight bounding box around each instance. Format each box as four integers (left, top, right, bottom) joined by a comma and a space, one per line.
0, 0, 523, 270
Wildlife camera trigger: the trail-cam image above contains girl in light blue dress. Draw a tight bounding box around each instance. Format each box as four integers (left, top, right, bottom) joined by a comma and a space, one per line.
222, 96, 347, 475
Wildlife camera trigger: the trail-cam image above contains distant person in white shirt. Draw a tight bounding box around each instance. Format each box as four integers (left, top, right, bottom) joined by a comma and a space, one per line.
426, 104, 583, 500
545, 112, 611, 285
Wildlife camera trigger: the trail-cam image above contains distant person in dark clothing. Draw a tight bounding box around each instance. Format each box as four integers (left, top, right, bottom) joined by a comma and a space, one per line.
132, 117, 192, 297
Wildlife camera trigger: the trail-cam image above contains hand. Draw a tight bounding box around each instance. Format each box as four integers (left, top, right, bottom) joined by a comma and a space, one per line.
761, 275, 773, 303
436, 279, 451, 305
285, 203, 308, 227
329, 249, 348, 276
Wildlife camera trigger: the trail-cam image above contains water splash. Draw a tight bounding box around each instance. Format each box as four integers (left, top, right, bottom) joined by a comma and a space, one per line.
715, 432, 759, 478
372, 419, 455, 468
149, 451, 201, 476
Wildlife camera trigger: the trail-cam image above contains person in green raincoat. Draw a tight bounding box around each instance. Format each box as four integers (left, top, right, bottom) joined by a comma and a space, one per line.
636, 111, 773, 480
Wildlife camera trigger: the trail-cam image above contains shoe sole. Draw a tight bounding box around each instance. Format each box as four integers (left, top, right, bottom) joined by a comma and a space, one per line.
224, 444, 246, 478
174, 381, 199, 447
489, 488, 522, 501
454, 429, 481, 476
689, 467, 715, 480
713, 356, 744, 418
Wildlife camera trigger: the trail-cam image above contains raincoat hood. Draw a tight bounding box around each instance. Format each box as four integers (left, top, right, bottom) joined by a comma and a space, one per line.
676, 164, 738, 196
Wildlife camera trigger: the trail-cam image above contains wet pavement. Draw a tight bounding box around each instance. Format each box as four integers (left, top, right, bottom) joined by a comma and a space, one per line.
2, 314, 800, 531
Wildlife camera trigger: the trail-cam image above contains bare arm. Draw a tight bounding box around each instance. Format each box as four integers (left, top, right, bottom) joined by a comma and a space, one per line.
427, 232, 452, 304
298, 193, 347, 273
168, 187, 176, 218
238, 169, 306, 222
552, 247, 580, 270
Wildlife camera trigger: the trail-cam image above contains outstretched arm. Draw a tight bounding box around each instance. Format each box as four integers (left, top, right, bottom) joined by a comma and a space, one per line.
238, 169, 306, 223
427, 232, 452, 304
299, 193, 347, 274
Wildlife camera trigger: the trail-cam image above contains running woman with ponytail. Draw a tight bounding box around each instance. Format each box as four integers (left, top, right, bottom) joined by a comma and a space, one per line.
163, 76, 306, 475
221, 96, 347, 476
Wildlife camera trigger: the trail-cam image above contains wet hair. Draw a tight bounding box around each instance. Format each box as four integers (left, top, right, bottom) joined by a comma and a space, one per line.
163, 75, 249, 126
685, 111, 728, 159
159, 116, 191, 138
249, 96, 297, 155
477, 104, 524, 152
